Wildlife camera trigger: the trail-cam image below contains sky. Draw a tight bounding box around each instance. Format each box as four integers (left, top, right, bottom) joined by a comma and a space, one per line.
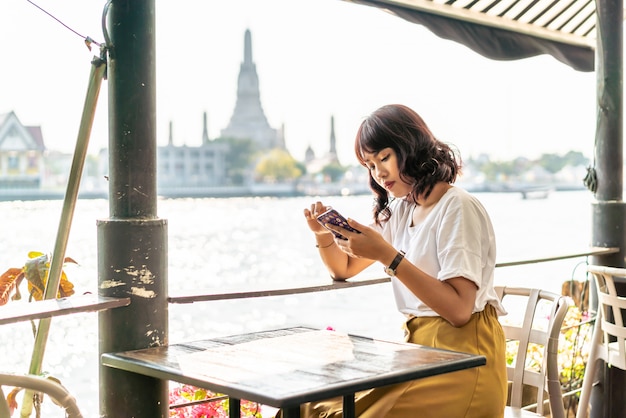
0, 0, 597, 165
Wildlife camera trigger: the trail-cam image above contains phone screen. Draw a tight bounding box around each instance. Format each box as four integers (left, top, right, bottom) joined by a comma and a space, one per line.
316, 208, 361, 240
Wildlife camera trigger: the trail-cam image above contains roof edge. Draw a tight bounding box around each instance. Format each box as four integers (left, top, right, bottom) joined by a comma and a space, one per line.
366, 0, 596, 49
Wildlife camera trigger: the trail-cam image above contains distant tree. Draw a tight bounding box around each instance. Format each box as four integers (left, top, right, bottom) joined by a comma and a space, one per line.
295, 160, 307, 176
479, 160, 517, 181
537, 153, 567, 174
465, 150, 590, 184
563, 150, 589, 167
321, 162, 346, 182
255, 148, 302, 182
213, 136, 257, 185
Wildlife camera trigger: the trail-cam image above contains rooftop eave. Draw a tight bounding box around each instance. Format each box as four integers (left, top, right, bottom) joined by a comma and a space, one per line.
354, 0, 596, 50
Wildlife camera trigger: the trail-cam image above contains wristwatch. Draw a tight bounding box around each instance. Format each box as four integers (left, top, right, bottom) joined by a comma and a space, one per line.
384, 251, 405, 277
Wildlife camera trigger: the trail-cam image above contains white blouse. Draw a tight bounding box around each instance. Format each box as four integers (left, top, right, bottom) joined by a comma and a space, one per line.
377, 186, 506, 317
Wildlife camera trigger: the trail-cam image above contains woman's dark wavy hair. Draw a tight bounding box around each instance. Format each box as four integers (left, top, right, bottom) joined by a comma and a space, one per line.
354, 104, 462, 225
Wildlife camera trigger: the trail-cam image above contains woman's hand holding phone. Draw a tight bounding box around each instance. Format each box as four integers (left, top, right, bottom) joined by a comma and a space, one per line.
315, 208, 361, 240
306, 203, 392, 270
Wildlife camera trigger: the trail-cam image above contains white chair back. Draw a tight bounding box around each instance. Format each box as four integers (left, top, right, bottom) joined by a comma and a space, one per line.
496, 286, 569, 418
576, 265, 626, 418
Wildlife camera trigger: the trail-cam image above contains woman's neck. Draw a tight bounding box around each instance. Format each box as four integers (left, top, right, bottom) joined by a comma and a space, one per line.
410, 182, 452, 227
415, 182, 452, 207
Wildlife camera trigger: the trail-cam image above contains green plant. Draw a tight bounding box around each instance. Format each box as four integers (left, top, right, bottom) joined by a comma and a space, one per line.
0, 252, 76, 305
0, 252, 77, 417
558, 304, 593, 390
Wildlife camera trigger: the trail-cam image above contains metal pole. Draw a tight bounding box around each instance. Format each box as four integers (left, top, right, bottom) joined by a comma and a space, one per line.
590, 0, 625, 416
21, 55, 106, 418
98, 0, 168, 416
593, 0, 623, 204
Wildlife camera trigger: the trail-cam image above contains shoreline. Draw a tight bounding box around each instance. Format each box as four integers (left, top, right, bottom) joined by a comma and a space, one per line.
0, 184, 586, 202
0, 184, 371, 202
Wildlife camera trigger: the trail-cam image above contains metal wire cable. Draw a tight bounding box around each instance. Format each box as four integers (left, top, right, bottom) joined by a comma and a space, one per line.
25, 0, 103, 49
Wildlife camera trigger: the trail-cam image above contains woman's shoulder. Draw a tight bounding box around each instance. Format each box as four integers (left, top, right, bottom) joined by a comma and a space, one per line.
445, 185, 482, 204
441, 186, 490, 216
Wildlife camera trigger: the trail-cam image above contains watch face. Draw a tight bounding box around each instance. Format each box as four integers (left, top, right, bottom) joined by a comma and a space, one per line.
384, 266, 396, 277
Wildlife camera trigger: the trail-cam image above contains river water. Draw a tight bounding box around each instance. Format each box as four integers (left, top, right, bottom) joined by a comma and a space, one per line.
0, 190, 595, 416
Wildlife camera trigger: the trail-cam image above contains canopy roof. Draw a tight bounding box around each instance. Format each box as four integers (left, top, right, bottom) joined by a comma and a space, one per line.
346, 0, 597, 71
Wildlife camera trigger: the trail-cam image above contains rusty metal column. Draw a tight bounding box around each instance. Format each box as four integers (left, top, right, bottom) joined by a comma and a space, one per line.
97, 1, 168, 417
590, 0, 625, 416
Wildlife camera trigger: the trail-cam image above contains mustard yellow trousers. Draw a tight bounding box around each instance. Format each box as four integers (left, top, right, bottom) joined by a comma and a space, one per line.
278, 304, 507, 418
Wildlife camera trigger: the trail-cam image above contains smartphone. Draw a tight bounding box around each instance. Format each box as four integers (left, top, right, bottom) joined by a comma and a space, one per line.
316, 208, 361, 240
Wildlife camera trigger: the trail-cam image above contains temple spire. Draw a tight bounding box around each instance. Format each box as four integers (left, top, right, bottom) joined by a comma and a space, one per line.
244, 29, 253, 65
220, 29, 282, 151
330, 115, 337, 156
328, 115, 339, 164
202, 111, 209, 144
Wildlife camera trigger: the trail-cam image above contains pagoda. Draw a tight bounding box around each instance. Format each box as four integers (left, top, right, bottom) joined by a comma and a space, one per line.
220, 29, 284, 151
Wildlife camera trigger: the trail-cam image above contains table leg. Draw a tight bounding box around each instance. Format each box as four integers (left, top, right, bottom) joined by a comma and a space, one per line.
343, 393, 355, 418
229, 398, 241, 418
282, 405, 301, 418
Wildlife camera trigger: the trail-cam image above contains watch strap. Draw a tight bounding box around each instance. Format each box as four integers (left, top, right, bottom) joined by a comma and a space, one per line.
386, 251, 405, 275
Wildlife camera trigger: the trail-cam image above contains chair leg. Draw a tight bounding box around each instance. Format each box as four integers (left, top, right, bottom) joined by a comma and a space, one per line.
0, 386, 11, 418
576, 360, 596, 418
576, 319, 602, 418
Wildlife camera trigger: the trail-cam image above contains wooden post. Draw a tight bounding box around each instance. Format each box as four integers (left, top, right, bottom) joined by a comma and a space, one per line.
97, 0, 168, 416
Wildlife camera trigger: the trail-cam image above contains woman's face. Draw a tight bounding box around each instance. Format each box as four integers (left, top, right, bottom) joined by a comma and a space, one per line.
362, 147, 412, 198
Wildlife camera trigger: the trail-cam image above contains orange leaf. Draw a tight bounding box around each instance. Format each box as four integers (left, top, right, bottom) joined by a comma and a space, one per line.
58, 272, 75, 298
0, 268, 24, 306
7, 386, 22, 414
63, 257, 79, 265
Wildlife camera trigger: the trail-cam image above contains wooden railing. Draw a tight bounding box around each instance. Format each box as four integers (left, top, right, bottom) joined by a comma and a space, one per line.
494, 246, 619, 268
168, 247, 620, 305
2, 247, 616, 319
0, 294, 130, 326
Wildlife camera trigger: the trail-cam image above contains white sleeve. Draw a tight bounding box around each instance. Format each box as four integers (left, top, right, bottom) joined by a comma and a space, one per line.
435, 196, 491, 287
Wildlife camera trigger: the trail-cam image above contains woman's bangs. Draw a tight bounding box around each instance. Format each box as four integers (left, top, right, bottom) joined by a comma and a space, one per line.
355, 124, 378, 164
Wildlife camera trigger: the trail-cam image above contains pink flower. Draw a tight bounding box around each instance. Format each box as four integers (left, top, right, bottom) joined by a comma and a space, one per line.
169, 384, 262, 417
